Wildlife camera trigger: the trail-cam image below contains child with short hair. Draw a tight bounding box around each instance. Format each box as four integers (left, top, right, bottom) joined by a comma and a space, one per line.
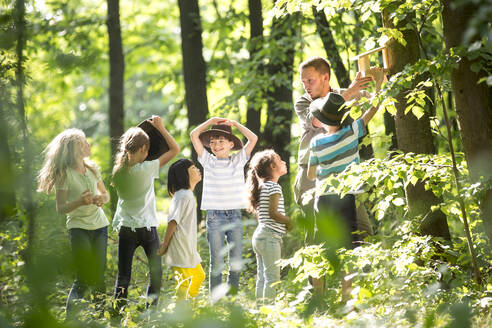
190, 117, 258, 295
157, 159, 205, 299
246, 150, 293, 302
307, 89, 381, 299
112, 115, 179, 307
37, 128, 110, 316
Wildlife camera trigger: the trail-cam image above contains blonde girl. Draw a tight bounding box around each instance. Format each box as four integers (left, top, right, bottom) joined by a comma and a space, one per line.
112, 115, 179, 308
246, 149, 293, 302
37, 128, 110, 315
157, 159, 205, 300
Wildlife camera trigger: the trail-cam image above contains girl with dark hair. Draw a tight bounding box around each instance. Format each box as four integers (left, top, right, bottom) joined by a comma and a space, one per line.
246, 150, 293, 303
157, 159, 205, 299
112, 116, 179, 308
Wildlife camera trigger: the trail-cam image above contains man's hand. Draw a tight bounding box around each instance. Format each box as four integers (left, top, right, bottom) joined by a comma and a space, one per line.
343, 72, 373, 101
365, 67, 388, 92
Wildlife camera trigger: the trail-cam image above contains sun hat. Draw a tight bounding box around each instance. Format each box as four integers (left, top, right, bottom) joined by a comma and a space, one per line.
310, 92, 349, 126
198, 124, 243, 151
137, 119, 170, 161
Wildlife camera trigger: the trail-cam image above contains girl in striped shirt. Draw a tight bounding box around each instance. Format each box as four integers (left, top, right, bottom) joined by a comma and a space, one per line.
246, 150, 293, 302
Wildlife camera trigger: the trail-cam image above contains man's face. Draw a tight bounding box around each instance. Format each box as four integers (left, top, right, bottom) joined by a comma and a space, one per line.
209, 136, 234, 158
301, 66, 330, 99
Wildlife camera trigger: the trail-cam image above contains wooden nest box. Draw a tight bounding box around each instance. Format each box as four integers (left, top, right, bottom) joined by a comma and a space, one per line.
351, 46, 389, 91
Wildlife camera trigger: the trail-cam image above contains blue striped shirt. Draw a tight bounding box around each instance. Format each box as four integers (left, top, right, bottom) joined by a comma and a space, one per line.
309, 119, 367, 195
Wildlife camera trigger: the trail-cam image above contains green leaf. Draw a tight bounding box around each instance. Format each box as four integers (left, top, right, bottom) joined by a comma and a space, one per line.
411, 106, 425, 119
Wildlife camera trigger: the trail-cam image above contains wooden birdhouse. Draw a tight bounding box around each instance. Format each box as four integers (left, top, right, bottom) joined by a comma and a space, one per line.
351, 46, 389, 91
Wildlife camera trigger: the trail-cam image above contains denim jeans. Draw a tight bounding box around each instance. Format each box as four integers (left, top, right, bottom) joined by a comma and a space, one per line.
114, 226, 162, 307
67, 226, 108, 314
206, 209, 242, 293
252, 225, 282, 301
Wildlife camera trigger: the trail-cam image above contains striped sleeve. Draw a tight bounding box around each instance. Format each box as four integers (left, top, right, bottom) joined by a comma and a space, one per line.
267, 183, 282, 197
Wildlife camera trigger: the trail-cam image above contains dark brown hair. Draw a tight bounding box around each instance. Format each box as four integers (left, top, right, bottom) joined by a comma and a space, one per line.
245, 149, 277, 213
299, 56, 331, 75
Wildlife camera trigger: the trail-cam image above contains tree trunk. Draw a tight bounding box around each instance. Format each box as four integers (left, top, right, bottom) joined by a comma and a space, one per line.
384, 110, 398, 150
312, 7, 350, 88
0, 84, 16, 221
382, 6, 450, 239
263, 10, 299, 207
246, 0, 263, 136
107, 0, 125, 211
178, 0, 209, 221
442, 0, 492, 243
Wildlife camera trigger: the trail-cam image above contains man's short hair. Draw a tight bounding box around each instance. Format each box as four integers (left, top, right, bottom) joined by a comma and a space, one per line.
299, 57, 331, 75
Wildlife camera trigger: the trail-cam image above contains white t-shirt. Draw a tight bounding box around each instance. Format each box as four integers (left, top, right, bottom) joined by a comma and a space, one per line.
113, 159, 160, 230
257, 181, 287, 234
198, 149, 249, 210
55, 166, 109, 230
164, 189, 202, 268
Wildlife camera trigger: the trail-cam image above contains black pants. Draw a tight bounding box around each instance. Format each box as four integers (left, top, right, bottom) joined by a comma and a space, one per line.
314, 194, 359, 249
114, 226, 162, 306
67, 226, 108, 314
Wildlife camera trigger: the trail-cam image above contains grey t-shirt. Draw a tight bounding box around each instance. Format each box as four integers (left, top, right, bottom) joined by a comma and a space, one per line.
164, 189, 202, 268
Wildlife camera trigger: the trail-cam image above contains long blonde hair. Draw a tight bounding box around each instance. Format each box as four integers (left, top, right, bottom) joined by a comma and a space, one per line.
245, 149, 277, 213
37, 128, 97, 193
112, 127, 149, 180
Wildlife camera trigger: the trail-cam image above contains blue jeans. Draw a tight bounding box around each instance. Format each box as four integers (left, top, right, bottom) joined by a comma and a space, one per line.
206, 209, 243, 293
252, 225, 282, 301
67, 226, 108, 314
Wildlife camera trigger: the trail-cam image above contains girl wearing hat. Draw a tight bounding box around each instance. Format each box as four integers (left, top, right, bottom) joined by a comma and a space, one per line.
190, 117, 258, 297
157, 159, 205, 299
37, 129, 110, 316
112, 115, 179, 308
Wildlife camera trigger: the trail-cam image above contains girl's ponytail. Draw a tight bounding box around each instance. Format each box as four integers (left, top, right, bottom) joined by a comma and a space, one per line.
246, 166, 261, 213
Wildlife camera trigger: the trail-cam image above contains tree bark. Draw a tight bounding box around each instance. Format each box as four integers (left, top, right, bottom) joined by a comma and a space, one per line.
178, 0, 209, 221
442, 0, 492, 243
246, 0, 263, 136
0, 82, 16, 221
107, 0, 125, 160
107, 0, 125, 212
382, 6, 451, 239
312, 7, 350, 88
263, 10, 299, 207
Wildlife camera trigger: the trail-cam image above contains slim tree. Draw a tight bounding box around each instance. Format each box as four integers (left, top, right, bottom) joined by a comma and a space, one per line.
246, 0, 264, 136
178, 0, 209, 219
107, 0, 125, 211
263, 8, 300, 206
107, 0, 125, 160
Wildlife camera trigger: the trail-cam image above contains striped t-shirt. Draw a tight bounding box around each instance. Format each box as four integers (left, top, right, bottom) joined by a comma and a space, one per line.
257, 181, 287, 234
198, 148, 249, 210
309, 118, 367, 195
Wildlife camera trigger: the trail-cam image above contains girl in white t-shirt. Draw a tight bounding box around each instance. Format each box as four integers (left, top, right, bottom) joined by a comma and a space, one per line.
246, 150, 293, 303
112, 116, 179, 308
157, 159, 205, 299
37, 128, 110, 316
